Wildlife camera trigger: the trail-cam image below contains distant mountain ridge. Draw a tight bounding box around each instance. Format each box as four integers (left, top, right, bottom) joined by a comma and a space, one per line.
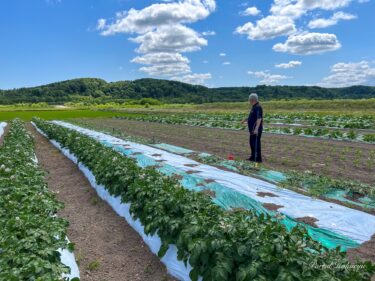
1, 78, 374, 104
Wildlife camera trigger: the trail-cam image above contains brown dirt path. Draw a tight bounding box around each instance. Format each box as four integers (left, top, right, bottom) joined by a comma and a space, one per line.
27, 124, 175, 281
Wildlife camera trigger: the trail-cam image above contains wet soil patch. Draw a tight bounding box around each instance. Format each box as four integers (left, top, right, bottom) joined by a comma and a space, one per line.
296, 216, 319, 228
257, 192, 279, 198
184, 164, 199, 168
262, 203, 284, 211
200, 189, 216, 198
186, 170, 200, 174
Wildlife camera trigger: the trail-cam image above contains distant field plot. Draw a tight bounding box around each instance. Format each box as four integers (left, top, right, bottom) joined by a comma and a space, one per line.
73, 117, 375, 185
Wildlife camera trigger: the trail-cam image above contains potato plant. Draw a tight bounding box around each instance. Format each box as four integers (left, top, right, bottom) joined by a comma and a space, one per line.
0, 119, 76, 280
114, 114, 375, 143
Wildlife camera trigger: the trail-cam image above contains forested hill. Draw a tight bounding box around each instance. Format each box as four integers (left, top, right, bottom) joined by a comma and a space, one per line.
1, 78, 375, 104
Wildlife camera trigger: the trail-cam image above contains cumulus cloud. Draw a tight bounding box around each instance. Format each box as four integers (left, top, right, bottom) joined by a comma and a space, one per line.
273, 32, 341, 55
275, 60, 302, 68
248, 70, 290, 84
241, 6, 261, 16
219, 53, 226, 57
131, 24, 207, 53
97, 0, 215, 84
235, 0, 356, 55
235, 15, 296, 40
171, 73, 212, 85
132, 52, 191, 75
98, 0, 216, 35
131, 52, 190, 65
270, 0, 352, 19
318, 61, 375, 87
139, 64, 191, 76
308, 11, 356, 29
223, 62, 231, 65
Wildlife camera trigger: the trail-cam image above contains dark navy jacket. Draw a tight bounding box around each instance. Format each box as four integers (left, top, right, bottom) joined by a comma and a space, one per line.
248, 102, 263, 133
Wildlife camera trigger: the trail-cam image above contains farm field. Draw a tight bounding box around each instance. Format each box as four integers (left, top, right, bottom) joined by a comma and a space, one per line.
33, 117, 375, 280
0, 116, 374, 280
73, 118, 375, 185
1, 100, 375, 281
4, 0, 375, 279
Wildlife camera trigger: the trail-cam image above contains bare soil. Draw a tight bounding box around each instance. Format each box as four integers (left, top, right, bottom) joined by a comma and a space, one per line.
27, 124, 175, 281
74, 118, 375, 185
347, 234, 375, 266
257, 192, 279, 198
200, 189, 216, 198
262, 203, 284, 211
295, 216, 319, 228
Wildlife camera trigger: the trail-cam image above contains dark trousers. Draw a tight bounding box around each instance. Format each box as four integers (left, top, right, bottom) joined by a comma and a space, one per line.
249, 132, 262, 162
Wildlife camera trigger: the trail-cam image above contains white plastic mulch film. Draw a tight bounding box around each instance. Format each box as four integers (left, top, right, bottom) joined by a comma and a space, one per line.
31, 124, 80, 281
0, 122, 7, 139
59, 239, 80, 280
50, 121, 375, 249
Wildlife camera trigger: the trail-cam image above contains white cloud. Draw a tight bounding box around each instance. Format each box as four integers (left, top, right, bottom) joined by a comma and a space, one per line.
318, 61, 375, 87
171, 73, 212, 85
235, 15, 296, 40
202, 30, 216, 36
270, 0, 352, 19
223, 62, 231, 65
132, 52, 191, 76
241, 6, 261, 16
202, 60, 209, 64
131, 24, 207, 53
140, 64, 191, 76
235, 0, 356, 55
97, 0, 215, 84
308, 11, 356, 29
97, 19, 106, 30
97, 0, 216, 35
219, 53, 226, 57
273, 32, 341, 55
131, 52, 190, 65
248, 70, 290, 84
275, 60, 302, 68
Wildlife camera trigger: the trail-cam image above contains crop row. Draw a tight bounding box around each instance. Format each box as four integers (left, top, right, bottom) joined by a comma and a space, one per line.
115, 115, 375, 144
0, 119, 77, 280
117, 112, 375, 130
33, 117, 375, 281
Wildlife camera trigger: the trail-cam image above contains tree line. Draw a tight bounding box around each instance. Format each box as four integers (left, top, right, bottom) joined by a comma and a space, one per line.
1, 78, 374, 104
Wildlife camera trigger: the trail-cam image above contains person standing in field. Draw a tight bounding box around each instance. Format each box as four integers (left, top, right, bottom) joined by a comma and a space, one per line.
241, 93, 263, 163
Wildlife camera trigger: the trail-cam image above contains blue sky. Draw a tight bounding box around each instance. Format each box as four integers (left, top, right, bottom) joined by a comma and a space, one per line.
1, 0, 374, 89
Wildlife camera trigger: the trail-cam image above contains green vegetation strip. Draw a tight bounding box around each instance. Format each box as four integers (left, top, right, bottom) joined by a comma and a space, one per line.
33, 117, 375, 281
0, 119, 76, 280
114, 113, 375, 143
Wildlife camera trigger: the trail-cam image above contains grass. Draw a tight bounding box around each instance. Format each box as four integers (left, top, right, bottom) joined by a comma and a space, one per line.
87, 260, 101, 271
0, 109, 130, 121
1, 98, 375, 120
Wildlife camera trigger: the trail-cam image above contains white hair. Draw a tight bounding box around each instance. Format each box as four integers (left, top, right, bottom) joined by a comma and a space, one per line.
249, 93, 258, 101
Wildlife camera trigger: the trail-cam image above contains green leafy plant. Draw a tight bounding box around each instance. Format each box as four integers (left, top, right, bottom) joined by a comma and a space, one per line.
0, 119, 76, 280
